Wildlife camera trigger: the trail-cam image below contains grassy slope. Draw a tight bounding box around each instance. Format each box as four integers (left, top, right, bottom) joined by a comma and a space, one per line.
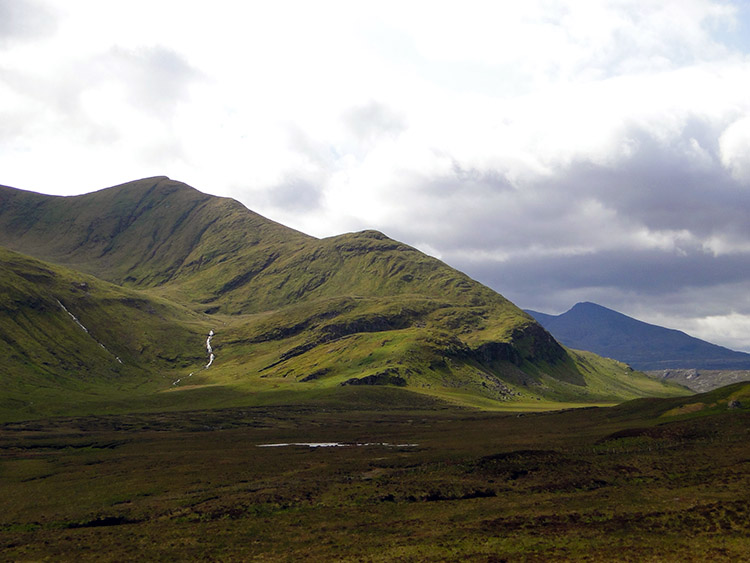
0, 178, 689, 419
0, 177, 310, 292
0, 178, 530, 319
0, 245, 687, 422
0, 246, 218, 420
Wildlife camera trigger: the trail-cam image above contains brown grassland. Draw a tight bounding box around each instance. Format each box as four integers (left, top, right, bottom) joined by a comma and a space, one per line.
1, 386, 749, 562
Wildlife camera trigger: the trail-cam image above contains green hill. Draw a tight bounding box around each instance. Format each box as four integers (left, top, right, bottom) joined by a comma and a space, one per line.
0, 177, 688, 420
0, 246, 217, 419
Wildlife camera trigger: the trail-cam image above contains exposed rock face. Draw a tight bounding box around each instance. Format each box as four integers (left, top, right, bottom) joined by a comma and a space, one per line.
342, 369, 407, 387
649, 369, 750, 392
509, 323, 568, 364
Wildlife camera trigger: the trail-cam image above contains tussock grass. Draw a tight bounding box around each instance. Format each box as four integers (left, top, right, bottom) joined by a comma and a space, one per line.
0, 384, 747, 560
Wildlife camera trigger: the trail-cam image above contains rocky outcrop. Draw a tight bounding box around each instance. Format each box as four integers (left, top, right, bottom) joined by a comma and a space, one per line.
342, 368, 407, 387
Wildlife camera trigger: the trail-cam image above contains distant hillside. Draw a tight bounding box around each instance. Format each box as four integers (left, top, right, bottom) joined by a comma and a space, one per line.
527, 302, 750, 371
644, 369, 750, 393
0, 178, 688, 420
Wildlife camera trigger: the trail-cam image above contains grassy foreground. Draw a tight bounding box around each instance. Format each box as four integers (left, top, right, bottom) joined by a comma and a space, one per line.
1, 385, 749, 561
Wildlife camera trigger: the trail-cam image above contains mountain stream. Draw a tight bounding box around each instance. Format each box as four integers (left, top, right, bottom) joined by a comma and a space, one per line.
173, 329, 215, 386
57, 300, 122, 364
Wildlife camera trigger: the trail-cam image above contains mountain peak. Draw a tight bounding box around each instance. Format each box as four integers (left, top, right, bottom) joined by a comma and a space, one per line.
566, 302, 632, 321
0, 178, 306, 292
570, 301, 603, 311
528, 301, 750, 371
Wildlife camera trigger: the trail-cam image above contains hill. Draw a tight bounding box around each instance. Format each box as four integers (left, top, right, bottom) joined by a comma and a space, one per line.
527, 301, 750, 371
0, 245, 217, 419
645, 368, 750, 393
0, 178, 688, 419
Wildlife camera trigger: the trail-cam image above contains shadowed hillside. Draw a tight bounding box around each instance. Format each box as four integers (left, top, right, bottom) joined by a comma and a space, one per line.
0, 246, 216, 419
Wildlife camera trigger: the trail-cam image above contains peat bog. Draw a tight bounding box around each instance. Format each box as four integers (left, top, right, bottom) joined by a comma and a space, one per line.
1, 388, 749, 561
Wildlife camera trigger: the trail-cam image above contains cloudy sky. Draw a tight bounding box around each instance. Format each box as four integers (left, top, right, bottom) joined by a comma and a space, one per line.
3, 1, 750, 351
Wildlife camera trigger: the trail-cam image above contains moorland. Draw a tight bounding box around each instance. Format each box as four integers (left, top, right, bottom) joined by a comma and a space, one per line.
1, 384, 749, 561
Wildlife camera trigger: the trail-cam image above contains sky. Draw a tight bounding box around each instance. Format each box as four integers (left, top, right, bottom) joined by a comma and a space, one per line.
3, 1, 750, 352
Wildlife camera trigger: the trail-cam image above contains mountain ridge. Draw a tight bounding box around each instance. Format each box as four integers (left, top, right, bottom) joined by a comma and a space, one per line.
527, 301, 750, 371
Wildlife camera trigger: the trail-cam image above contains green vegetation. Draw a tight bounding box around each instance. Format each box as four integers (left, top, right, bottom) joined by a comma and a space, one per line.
0, 177, 689, 420
0, 384, 748, 561
0, 177, 744, 560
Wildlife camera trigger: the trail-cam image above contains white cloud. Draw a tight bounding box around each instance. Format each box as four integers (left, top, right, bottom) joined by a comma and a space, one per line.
719, 114, 750, 182
642, 310, 750, 353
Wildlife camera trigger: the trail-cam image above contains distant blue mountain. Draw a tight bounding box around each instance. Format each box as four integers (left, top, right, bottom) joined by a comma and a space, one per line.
526, 302, 750, 371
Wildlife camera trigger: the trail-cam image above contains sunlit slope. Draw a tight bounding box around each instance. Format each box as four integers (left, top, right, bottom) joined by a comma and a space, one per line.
0, 177, 311, 292
0, 244, 684, 420
0, 177, 564, 372
0, 177, 690, 418
192, 301, 686, 410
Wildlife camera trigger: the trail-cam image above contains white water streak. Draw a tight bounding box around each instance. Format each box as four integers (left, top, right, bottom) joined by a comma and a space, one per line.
173, 330, 215, 386
57, 300, 88, 333
57, 299, 122, 364
205, 330, 215, 368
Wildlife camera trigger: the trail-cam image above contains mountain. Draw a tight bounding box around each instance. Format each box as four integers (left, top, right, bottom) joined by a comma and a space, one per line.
0, 178, 687, 419
527, 301, 750, 371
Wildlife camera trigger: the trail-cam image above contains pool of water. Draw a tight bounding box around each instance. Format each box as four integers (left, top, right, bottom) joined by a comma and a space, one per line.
257, 442, 418, 448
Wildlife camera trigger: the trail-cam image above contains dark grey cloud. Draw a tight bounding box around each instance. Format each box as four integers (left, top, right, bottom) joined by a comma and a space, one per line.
458, 247, 750, 302
383, 120, 749, 253
551, 124, 747, 239
366, 119, 750, 350
449, 246, 750, 353
0, 0, 56, 48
